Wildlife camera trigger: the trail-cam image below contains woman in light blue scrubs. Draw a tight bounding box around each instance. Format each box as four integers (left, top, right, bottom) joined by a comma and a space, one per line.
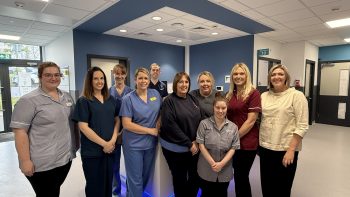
119, 67, 162, 197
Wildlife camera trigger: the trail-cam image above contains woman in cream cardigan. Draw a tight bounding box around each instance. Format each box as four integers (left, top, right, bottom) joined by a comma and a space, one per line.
259, 64, 308, 197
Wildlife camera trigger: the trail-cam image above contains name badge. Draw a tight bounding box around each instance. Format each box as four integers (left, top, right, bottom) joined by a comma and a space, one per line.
150, 97, 157, 101
66, 102, 72, 107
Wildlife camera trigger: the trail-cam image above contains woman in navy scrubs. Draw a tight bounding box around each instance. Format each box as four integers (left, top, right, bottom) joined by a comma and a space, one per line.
119, 67, 162, 197
73, 67, 120, 197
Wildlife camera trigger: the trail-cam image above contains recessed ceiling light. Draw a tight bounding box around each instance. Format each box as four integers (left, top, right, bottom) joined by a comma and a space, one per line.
345, 38, 350, 42
211, 32, 219, 35
0, 34, 20, 41
42, 0, 49, 2
156, 28, 164, 32
119, 29, 127, 33
152, 16, 162, 21
326, 17, 350, 28
176, 40, 182, 43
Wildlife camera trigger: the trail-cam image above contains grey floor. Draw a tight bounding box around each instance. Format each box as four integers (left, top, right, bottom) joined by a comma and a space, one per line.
0, 123, 349, 197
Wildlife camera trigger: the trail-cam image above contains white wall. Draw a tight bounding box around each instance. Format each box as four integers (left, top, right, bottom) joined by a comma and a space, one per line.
254, 36, 319, 87
253, 35, 283, 86
305, 42, 319, 85
281, 41, 305, 86
43, 30, 75, 90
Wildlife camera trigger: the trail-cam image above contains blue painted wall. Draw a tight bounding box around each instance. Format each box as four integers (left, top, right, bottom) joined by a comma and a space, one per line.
189, 35, 254, 91
73, 30, 184, 91
319, 44, 350, 61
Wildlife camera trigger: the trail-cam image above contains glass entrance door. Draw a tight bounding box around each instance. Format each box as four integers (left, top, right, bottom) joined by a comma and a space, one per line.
0, 63, 40, 133
0, 80, 5, 132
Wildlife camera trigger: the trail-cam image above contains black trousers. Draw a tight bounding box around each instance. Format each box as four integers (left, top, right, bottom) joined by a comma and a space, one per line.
82, 154, 115, 197
232, 149, 257, 197
26, 161, 72, 197
259, 146, 299, 197
199, 178, 229, 197
162, 147, 199, 197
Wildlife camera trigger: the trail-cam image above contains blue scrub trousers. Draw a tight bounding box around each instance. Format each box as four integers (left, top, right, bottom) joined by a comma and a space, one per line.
123, 146, 156, 197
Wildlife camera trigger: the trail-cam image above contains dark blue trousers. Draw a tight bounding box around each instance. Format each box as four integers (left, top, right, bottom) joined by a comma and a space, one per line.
82, 154, 115, 197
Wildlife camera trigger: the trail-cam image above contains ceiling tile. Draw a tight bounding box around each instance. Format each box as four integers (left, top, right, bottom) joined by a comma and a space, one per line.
236, 0, 282, 9
123, 20, 155, 30
180, 14, 208, 24
31, 22, 70, 32
241, 9, 266, 20
0, 24, 27, 33
138, 11, 177, 24
319, 9, 350, 21
0, 16, 32, 27
311, 0, 350, 15
158, 7, 188, 17
300, 0, 340, 7
283, 17, 323, 28
0, 0, 47, 12
255, 0, 306, 17
43, 3, 90, 20
219, 0, 250, 13
52, 0, 108, 12
161, 18, 198, 29
272, 9, 315, 23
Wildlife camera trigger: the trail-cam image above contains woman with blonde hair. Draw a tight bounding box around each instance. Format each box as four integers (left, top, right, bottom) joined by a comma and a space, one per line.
226, 63, 261, 197
119, 67, 162, 197
189, 71, 217, 118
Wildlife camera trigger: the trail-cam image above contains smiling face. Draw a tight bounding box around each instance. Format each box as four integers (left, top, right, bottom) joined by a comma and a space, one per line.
135, 71, 150, 90
214, 100, 227, 120
198, 74, 212, 96
150, 65, 160, 80
40, 66, 61, 91
92, 71, 105, 92
232, 67, 247, 88
176, 75, 189, 97
270, 68, 287, 92
114, 67, 126, 85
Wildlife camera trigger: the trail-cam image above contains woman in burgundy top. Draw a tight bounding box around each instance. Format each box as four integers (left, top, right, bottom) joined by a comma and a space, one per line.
226, 63, 261, 197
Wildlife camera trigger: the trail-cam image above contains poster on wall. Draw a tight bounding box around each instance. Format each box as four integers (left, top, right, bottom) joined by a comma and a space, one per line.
338, 69, 349, 96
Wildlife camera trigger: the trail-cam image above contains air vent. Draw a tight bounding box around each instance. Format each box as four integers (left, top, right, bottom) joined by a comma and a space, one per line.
136, 32, 151, 37
190, 26, 208, 32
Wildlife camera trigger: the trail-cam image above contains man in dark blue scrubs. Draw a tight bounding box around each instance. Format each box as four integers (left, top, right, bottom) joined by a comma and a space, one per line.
149, 63, 168, 98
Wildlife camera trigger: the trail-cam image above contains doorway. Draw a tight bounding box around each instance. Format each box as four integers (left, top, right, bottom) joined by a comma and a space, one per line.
257, 57, 281, 93
317, 61, 350, 127
0, 60, 41, 133
87, 54, 130, 87
304, 60, 316, 125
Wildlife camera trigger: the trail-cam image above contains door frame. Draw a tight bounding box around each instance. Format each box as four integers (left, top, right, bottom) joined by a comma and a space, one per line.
316, 60, 350, 126
256, 56, 281, 93
304, 59, 316, 125
0, 60, 41, 133
87, 54, 130, 86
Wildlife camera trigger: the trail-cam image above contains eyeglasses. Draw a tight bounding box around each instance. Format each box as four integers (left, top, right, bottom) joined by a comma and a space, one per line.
43, 73, 63, 78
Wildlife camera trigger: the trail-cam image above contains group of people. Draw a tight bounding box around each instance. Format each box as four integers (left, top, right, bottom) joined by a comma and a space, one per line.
10, 61, 308, 197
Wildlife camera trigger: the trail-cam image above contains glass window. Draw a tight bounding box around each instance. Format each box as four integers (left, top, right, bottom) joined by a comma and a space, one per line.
0, 42, 40, 60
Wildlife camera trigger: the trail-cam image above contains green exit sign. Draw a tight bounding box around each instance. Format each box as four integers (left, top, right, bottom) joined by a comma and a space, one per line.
0, 53, 11, 59
257, 49, 269, 56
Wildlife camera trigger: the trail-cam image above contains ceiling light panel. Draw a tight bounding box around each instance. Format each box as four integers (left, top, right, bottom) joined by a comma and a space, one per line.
326, 18, 350, 28
0, 34, 21, 40
345, 38, 350, 42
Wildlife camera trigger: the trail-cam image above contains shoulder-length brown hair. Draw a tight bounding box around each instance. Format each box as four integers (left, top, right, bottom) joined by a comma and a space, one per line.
172, 72, 191, 94
267, 64, 291, 90
81, 67, 109, 100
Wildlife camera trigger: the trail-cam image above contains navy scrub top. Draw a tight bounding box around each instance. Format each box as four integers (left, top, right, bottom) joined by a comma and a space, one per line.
73, 96, 119, 157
